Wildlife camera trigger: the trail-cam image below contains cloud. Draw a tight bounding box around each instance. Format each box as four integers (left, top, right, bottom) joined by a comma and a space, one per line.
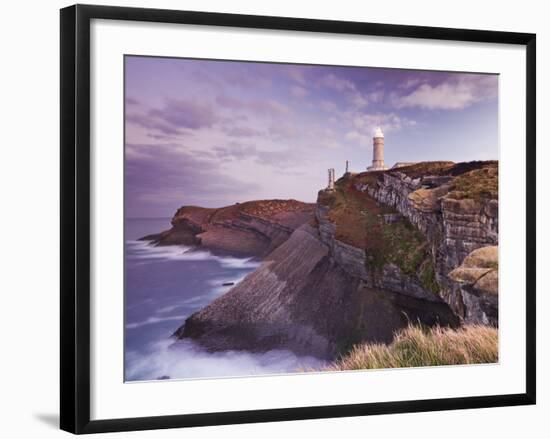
367, 89, 384, 104
125, 97, 140, 106
127, 113, 182, 136
349, 93, 368, 109
392, 75, 497, 110
127, 99, 218, 137
222, 69, 272, 89
212, 143, 256, 161
345, 130, 371, 147
268, 121, 297, 140
191, 69, 220, 85
357, 112, 416, 133
216, 95, 290, 117
125, 142, 258, 216
286, 66, 308, 85
399, 78, 424, 89
147, 133, 182, 141
345, 112, 417, 147
319, 138, 342, 149
211, 142, 300, 170
319, 73, 373, 109
320, 73, 357, 92
148, 99, 218, 129
290, 85, 308, 98
222, 126, 263, 138
320, 100, 338, 113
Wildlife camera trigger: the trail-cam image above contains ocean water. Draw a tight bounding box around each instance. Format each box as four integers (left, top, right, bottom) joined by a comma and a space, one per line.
124, 218, 325, 382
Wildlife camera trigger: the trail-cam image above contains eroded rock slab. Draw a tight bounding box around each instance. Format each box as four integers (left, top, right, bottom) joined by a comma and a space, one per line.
141, 199, 315, 257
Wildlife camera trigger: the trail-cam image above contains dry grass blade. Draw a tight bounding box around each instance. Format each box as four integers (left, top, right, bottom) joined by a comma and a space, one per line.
325, 324, 498, 371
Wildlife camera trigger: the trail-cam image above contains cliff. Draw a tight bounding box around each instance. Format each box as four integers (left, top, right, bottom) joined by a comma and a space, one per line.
141, 199, 315, 257
176, 161, 498, 357
177, 223, 458, 358
350, 160, 498, 324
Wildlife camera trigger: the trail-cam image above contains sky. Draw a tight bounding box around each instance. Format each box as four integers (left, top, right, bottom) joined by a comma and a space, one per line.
125, 56, 498, 218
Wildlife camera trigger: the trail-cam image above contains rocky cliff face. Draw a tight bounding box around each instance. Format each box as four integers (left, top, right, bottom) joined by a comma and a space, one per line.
448, 246, 498, 325
352, 161, 498, 324
141, 199, 315, 257
315, 204, 438, 303
178, 224, 459, 358
175, 161, 498, 357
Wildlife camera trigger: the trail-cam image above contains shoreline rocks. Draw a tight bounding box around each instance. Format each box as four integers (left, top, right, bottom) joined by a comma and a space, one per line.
141, 199, 315, 258
169, 161, 498, 357
176, 224, 459, 358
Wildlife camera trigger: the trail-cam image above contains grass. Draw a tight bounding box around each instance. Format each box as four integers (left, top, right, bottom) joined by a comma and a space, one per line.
325, 324, 498, 371
319, 175, 438, 293
319, 176, 389, 249
392, 161, 455, 178
448, 165, 498, 201
365, 216, 430, 278
418, 259, 439, 294
318, 161, 498, 295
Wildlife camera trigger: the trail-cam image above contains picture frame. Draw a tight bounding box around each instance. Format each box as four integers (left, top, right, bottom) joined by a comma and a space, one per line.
60, 4, 536, 434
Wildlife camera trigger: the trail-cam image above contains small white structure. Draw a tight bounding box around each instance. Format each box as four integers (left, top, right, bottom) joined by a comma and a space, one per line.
367, 126, 388, 171
327, 168, 336, 191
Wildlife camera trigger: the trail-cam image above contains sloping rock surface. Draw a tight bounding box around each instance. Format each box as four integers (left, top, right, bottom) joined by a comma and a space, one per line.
141, 199, 315, 257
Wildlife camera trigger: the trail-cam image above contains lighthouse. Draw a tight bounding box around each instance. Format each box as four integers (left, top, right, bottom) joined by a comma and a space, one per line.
367, 126, 388, 171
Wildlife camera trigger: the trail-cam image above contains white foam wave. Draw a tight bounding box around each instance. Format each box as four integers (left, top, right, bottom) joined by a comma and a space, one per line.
127, 240, 261, 270
156, 304, 181, 314
125, 338, 326, 381
155, 295, 214, 314
126, 315, 187, 329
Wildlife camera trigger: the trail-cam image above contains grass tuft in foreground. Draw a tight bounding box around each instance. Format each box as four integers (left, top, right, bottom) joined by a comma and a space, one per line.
326, 324, 498, 371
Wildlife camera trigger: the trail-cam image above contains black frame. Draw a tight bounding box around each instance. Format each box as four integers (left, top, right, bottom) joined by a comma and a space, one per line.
60, 4, 536, 434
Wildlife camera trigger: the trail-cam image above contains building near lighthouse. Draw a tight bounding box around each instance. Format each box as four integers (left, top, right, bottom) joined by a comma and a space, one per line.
367, 126, 388, 171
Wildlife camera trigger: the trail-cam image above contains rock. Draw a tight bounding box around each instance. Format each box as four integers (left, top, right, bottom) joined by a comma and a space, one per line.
176, 224, 459, 357
173, 161, 498, 358
316, 202, 440, 302
449, 267, 492, 285
459, 245, 498, 269
352, 161, 498, 323
141, 199, 315, 257
383, 213, 402, 224
474, 270, 498, 296
448, 246, 498, 325
408, 185, 449, 213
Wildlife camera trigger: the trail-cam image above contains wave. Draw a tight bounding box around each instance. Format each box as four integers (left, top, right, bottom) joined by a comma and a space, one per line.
125, 240, 289, 380
125, 338, 327, 381
126, 240, 261, 269
126, 315, 188, 330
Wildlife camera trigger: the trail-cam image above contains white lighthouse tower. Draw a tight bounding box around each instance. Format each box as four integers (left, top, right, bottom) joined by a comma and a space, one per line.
367, 126, 388, 171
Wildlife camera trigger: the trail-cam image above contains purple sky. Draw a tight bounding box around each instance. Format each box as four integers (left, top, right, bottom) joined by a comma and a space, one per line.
125, 56, 498, 218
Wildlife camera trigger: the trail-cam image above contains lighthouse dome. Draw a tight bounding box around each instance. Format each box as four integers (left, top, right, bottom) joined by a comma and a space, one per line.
373, 126, 384, 138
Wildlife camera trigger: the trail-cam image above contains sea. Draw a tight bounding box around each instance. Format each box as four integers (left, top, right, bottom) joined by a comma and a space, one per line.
124, 218, 325, 382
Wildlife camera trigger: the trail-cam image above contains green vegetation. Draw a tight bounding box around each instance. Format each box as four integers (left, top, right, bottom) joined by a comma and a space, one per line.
393, 161, 455, 178
365, 216, 429, 278
326, 324, 498, 370
319, 175, 439, 294
319, 176, 391, 249
448, 165, 498, 201
418, 259, 439, 294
